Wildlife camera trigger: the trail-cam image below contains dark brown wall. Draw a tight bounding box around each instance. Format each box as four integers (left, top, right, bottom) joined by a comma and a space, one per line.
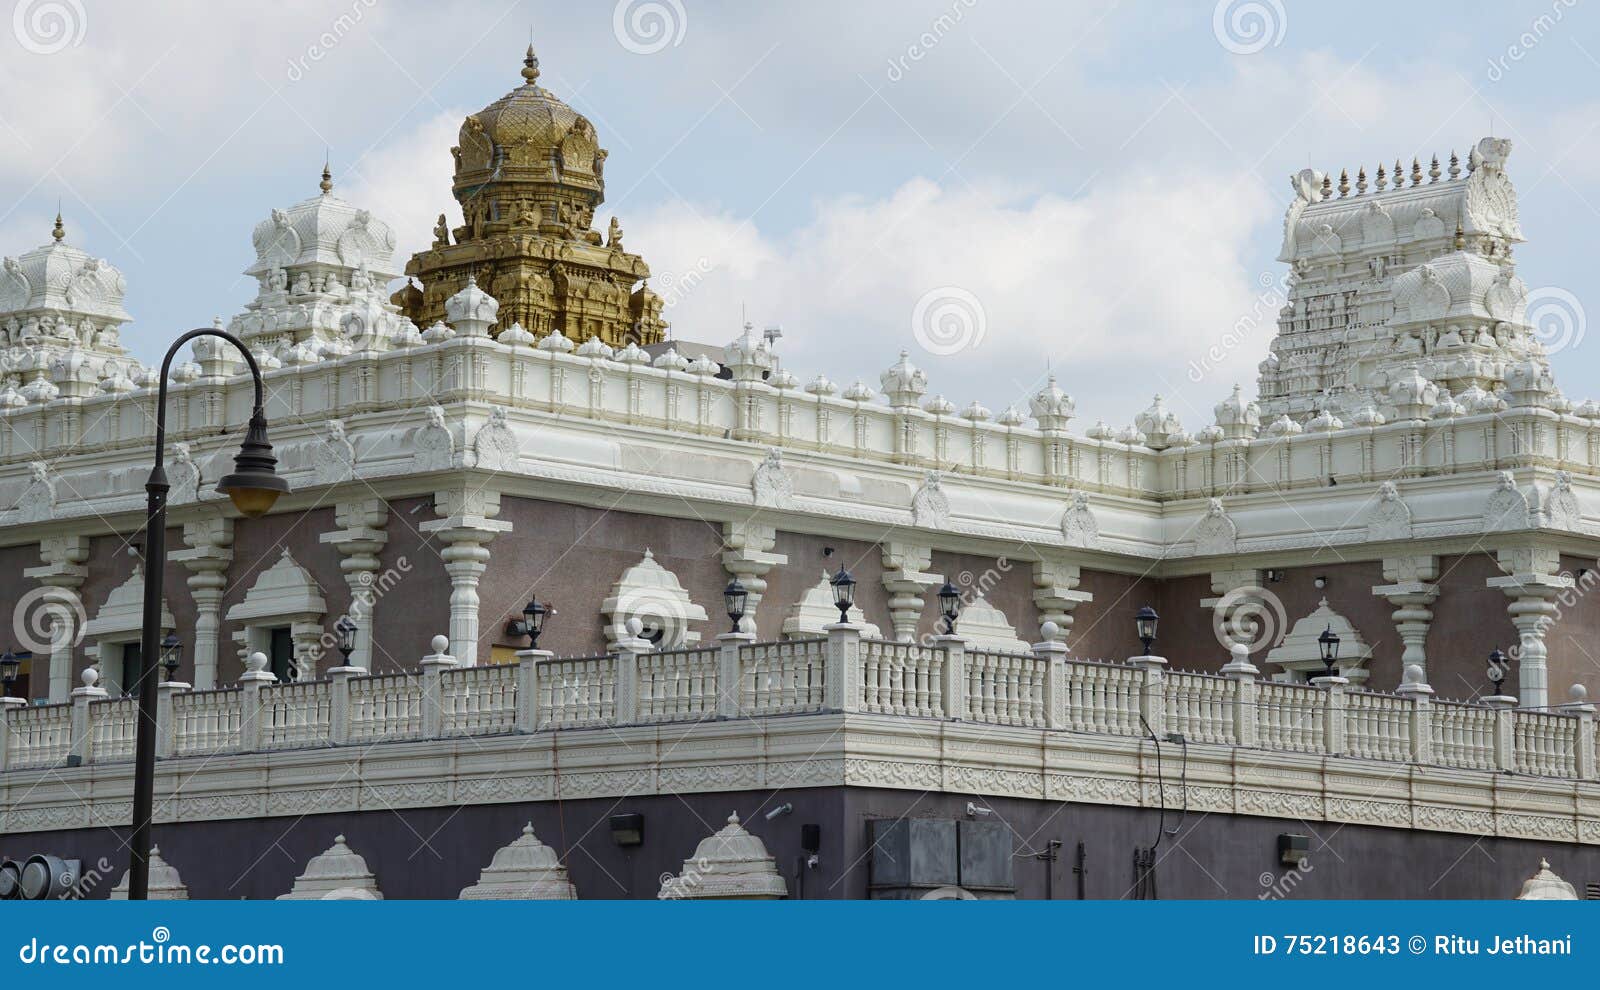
1547, 554, 1600, 704
1429, 553, 1522, 700
8, 785, 1593, 901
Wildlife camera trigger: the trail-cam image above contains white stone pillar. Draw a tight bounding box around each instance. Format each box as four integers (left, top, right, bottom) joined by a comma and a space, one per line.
237, 651, 277, 752
933, 633, 967, 720
1372, 555, 1439, 675
154, 679, 189, 759
23, 535, 88, 703
1032, 621, 1069, 729
824, 622, 864, 713
1201, 568, 1266, 656
69, 666, 106, 766
0, 695, 24, 769
1394, 664, 1434, 764
1311, 673, 1349, 755
612, 620, 651, 725
881, 542, 935, 643
419, 635, 458, 739
720, 521, 786, 636
716, 630, 755, 718
320, 498, 390, 671
1129, 652, 1167, 740
1220, 642, 1259, 748
515, 647, 553, 732
1487, 547, 1571, 709
1559, 685, 1596, 779
420, 488, 511, 667
172, 518, 232, 690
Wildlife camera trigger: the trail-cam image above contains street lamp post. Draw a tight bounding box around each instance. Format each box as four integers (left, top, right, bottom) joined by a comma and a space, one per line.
128, 327, 288, 900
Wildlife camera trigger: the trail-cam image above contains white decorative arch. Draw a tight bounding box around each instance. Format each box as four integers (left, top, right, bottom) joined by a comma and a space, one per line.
782, 571, 882, 639
953, 594, 1028, 654
600, 549, 707, 649
83, 559, 174, 696
226, 548, 327, 680
278, 835, 382, 900
459, 823, 577, 900
1264, 597, 1373, 684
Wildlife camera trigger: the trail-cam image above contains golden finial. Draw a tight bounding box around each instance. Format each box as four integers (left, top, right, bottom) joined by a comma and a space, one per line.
521, 44, 540, 85
1428, 155, 1441, 183
1410, 157, 1422, 186
1320, 173, 1332, 200
1338, 168, 1349, 197
320, 159, 333, 195
51, 210, 64, 243
1375, 162, 1387, 190
1356, 166, 1367, 194
1448, 151, 1460, 179
1453, 220, 1465, 250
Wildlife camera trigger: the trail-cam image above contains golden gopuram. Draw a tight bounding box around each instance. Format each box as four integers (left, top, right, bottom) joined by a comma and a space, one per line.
393, 45, 667, 347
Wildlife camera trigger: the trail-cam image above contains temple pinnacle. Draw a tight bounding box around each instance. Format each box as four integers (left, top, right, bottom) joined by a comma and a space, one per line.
521, 44, 540, 85
320, 160, 333, 195
51, 211, 64, 243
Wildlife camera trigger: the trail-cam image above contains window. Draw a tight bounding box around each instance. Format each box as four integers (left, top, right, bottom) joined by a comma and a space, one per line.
269, 627, 296, 683
119, 642, 144, 697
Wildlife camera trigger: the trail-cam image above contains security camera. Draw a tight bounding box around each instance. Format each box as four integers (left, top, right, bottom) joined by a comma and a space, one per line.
765, 803, 793, 820
966, 802, 994, 817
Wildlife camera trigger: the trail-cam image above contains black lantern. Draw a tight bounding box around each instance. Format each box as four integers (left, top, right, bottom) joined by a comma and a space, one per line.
159, 633, 182, 682
1488, 647, 1509, 696
937, 577, 962, 635
1134, 606, 1159, 655
724, 579, 748, 634
0, 650, 20, 696
1317, 625, 1340, 678
830, 565, 856, 623
522, 596, 549, 650
215, 409, 288, 518
335, 617, 358, 665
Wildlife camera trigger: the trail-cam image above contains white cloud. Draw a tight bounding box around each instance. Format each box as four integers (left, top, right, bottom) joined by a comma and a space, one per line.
342, 109, 466, 268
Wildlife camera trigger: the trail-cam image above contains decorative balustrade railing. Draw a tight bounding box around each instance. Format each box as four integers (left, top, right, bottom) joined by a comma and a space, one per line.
1, 630, 1596, 785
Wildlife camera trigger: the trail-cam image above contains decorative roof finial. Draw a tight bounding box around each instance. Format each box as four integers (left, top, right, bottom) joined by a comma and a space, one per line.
51, 211, 64, 243
1338, 168, 1349, 197
320, 159, 333, 195
1448, 150, 1461, 179
1453, 220, 1465, 250
521, 44, 540, 85
1428, 155, 1441, 183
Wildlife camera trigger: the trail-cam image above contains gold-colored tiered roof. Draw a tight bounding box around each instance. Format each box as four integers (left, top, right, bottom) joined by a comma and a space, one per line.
394, 44, 666, 347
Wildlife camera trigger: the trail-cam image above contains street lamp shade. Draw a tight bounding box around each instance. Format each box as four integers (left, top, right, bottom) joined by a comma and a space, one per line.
335, 617, 358, 664
723, 579, 748, 634
830, 565, 856, 623
1317, 625, 1339, 677
522, 597, 548, 649
1134, 606, 1159, 654
937, 577, 962, 634
215, 408, 289, 518
160, 633, 182, 681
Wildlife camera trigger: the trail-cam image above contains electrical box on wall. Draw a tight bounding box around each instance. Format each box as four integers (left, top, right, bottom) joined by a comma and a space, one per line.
867, 818, 1016, 897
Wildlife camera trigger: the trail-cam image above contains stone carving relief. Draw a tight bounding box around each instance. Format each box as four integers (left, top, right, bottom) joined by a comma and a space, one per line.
412, 405, 455, 471
910, 471, 950, 529
1482, 471, 1531, 531
1192, 498, 1238, 556
1365, 481, 1412, 541
1060, 491, 1099, 548
311, 419, 357, 485
14, 460, 55, 522
751, 448, 794, 509
471, 406, 519, 472
1541, 471, 1581, 532
169, 443, 201, 503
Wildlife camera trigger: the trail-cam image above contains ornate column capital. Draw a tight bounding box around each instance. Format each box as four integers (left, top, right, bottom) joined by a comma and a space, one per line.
720, 520, 787, 635
1032, 558, 1092, 643
880, 541, 936, 642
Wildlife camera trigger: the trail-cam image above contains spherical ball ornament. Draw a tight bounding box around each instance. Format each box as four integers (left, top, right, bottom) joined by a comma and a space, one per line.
1039, 620, 1060, 642
1231, 643, 1250, 662
81, 666, 99, 687
1403, 664, 1426, 685
431, 635, 450, 655
246, 652, 269, 673
626, 616, 644, 638
1570, 683, 1589, 704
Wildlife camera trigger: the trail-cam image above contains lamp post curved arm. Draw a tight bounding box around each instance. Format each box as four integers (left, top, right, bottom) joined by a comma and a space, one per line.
130, 327, 283, 901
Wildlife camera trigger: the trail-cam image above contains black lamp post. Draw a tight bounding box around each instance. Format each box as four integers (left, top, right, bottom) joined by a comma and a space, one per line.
723, 579, 748, 634
1317, 625, 1340, 679
335, 617, 358, 666
159, 633, 182, 683
129, 327, 286, 901
830, 565, 856, 623
937, 578, 962, 635
1488, 647, 1510, 697
1134, 606, 1159, 655
0, 650, 22, 697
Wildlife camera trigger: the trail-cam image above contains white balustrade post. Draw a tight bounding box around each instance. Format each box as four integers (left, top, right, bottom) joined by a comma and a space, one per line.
1483, 691, 1518, 772
68, 667, 106, 766
1311, 673, 1349, 755
419, 635, 458, 739
716, 631, 755, 719
0, 694, 25, 769
933, 633, 967, 720
237, 651, 277, 752
612, 621, 651, 726
1559, 685, 1597, 780
1128, 652, 1166, 740
327, 663, 366, 746
1220, 643, 1258, 747
1032, 621, 1070, 730
1394, 663, 1434, 763
155, 680, 190, 759
515, 648, 553, 732
824, 622, 864, 714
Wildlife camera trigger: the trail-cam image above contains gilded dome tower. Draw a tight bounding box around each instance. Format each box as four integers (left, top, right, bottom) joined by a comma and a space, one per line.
397, 44, 667, 346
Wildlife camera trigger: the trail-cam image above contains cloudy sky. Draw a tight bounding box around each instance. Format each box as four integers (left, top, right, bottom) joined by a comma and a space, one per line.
2, 0, 1597, 427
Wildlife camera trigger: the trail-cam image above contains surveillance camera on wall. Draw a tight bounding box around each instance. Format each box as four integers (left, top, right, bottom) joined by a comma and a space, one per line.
966, 802, 994, 817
